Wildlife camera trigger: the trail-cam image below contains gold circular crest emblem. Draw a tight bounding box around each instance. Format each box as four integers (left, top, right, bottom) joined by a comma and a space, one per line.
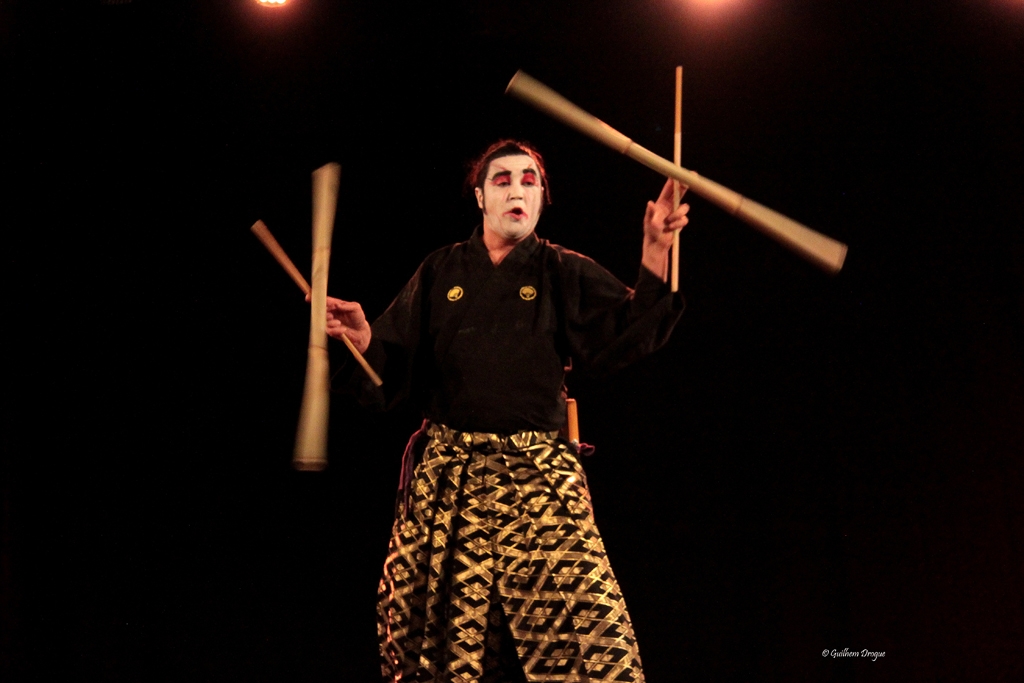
519, 286, 537, 301
447, 286, 463, 301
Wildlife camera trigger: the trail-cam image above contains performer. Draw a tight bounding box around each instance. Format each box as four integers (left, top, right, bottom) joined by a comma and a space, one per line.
324, 140, 689, 682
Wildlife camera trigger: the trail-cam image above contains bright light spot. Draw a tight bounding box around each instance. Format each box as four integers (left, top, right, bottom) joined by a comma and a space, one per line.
672, 0, 756, 30
257, 0, 288, 6
689, 0, 744, 6
678, 0, 750, 18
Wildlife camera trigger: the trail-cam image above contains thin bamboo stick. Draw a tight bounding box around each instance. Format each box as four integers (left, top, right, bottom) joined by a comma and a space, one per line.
672, 66, 683, 293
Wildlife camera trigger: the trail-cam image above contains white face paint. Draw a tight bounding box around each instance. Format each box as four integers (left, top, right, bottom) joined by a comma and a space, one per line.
475, 155, 544, 243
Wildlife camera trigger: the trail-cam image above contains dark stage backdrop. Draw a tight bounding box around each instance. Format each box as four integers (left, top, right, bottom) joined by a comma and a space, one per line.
4, 1, 1023, 681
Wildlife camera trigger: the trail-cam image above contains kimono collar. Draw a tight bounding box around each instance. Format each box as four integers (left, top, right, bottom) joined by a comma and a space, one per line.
468, 226, 542, 267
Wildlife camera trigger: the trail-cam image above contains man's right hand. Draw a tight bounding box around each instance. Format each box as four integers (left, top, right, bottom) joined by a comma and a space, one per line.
307, 295, 372, 353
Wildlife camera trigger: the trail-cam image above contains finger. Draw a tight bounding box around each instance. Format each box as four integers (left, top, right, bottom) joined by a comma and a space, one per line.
327, 309, 358, 324
656, 178, 675, 204
668, 203, 690, 221
667, 216, 690, 232
644, 200, 656, 225
326, 299, 360, 312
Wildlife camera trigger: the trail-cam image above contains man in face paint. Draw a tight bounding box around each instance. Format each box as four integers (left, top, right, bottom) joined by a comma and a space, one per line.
325, 140, 689, 351
317, 138, 692, 683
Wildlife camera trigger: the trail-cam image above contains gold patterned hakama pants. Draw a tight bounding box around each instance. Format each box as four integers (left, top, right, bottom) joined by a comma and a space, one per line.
377, 424, 645, 683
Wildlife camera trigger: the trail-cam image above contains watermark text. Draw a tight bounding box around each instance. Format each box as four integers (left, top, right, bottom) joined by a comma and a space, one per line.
822, 648, 885, 661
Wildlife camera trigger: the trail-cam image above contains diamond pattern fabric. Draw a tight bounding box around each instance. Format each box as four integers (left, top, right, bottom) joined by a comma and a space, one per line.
378, 424, 645, 682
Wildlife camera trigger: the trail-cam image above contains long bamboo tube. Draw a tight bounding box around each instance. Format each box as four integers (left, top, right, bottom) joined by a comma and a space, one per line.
293, 163, 341, 471
506, 71, 847, 274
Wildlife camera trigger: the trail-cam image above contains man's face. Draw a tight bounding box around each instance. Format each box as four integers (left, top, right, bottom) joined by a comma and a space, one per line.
475, 155, 544, 242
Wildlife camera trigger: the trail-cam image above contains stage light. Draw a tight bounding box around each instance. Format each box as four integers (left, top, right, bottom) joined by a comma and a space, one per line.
678, 0, 749, 23
689, 0, 744, 10
256, 0, 288, 6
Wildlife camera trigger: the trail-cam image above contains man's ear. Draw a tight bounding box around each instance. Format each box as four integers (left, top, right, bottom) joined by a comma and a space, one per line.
474, 187, 484, 210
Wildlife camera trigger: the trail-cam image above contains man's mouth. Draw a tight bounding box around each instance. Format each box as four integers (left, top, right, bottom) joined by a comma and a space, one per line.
504, 208, 527, 219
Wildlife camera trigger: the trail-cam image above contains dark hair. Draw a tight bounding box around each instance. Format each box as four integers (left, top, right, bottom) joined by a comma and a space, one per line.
466, 139, 551, 205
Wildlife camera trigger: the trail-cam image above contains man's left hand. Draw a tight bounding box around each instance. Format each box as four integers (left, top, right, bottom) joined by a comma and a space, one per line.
641, 178, 690, 279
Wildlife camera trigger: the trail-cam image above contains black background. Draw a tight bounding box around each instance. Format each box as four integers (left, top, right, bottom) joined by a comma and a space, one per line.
3, 1, 1023, 681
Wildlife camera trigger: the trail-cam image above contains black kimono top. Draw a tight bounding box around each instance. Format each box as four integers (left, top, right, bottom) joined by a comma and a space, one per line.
337, 227, 684, 434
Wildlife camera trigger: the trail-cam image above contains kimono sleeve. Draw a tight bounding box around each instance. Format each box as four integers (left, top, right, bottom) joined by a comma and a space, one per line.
561, 255, 685, 376
330, 258, 434, 411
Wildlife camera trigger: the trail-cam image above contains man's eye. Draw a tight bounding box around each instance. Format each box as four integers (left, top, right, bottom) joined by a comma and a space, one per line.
494, 179, 510, 186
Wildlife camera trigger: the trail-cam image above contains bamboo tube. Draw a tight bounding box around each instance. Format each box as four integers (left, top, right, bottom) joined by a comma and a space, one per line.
672, 66, 683, 293
506, 71, 848, 274
250, 220, 383, 387
293, 162, 341, 471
